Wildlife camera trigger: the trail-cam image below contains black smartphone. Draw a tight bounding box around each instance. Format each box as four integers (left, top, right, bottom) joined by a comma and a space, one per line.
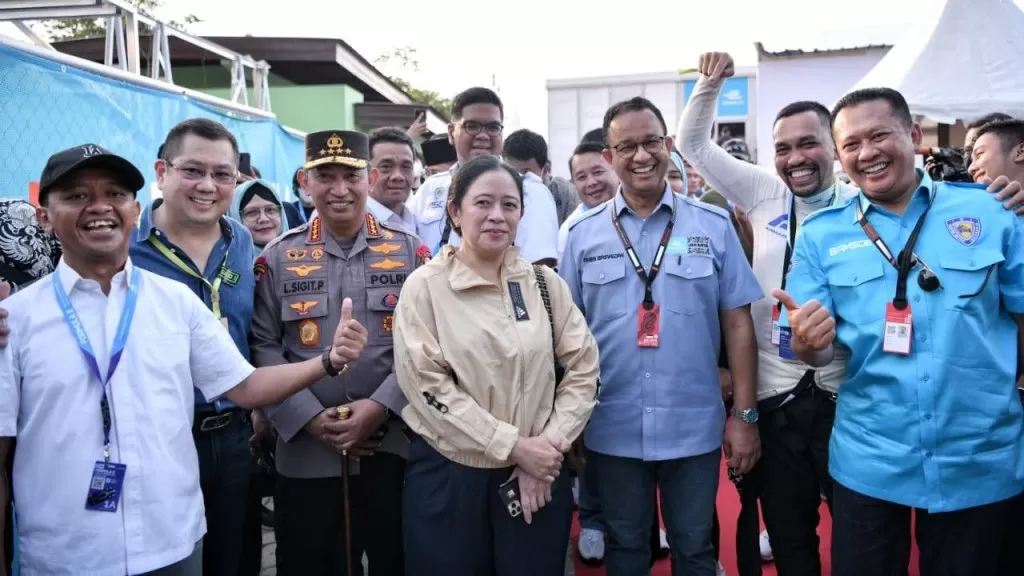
413, 109, 426, 123
498, 477, 523, 519
238, 152, 252, 176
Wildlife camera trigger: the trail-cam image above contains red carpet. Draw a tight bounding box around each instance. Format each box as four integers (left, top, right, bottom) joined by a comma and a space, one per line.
570, 458, 921, 575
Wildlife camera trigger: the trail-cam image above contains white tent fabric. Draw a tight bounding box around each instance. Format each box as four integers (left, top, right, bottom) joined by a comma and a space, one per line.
850, 0, 1024, 124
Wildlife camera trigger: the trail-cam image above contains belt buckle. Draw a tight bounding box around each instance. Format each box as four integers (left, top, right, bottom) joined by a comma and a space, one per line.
199, 413, 232, 432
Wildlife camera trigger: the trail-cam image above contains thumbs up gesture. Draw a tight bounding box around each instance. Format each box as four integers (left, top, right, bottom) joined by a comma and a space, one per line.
771, 289, 835, 352
329, 297, 368, 369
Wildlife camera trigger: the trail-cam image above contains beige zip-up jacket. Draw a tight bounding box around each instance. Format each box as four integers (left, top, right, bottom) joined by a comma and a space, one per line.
393, 246, 600, 469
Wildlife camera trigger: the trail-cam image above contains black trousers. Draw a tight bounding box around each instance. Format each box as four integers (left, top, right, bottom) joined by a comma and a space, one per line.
238, 459, 276, 576
403, 436, 572, 576
757, 386, 835, 576
274, 452, 405, 576
832, 481, 1012, 576
732, 466, 764, 576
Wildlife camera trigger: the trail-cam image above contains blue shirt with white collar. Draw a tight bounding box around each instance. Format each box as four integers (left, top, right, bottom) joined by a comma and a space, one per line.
129, 200, 255, 412
783, 170, 1024, 512
560, 185, 763, 461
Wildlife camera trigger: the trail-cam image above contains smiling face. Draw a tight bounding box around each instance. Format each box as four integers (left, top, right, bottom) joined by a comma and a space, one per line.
155, 134, 237, 227
37, 167, 140, 266
240, 193, 282, 246
299, 163, 368, 236
449, 103, 503, 164
448, 168, 523, 260
603, 108, 673, 199
773, 110, 836, 196
570, 151, 618, 208
833, 99, 921, 207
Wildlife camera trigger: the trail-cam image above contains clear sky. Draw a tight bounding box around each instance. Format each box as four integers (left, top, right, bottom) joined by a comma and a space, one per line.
6, 0, 1009, 136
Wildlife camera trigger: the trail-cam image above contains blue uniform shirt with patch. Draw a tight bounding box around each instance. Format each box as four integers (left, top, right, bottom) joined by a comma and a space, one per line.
560, 186, 763, 461
783, 170, 1024, 512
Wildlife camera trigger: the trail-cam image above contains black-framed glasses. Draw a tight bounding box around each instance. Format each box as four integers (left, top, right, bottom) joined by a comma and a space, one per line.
611, 137, 666, 158
241, 206, 281, 221
458, 121, 503, 136
165, 161, 238, 186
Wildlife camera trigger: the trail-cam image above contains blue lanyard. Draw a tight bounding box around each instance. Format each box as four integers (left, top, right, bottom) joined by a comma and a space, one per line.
53, 266, 141, 462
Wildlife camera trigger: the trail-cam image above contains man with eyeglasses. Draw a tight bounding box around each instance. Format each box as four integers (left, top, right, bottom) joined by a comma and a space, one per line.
406, 86, 559, 265
776, 88, 1024, 576
130, 118, 257, 576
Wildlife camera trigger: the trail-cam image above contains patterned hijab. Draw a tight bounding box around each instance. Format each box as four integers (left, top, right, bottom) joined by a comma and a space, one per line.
0, 199, 62, 292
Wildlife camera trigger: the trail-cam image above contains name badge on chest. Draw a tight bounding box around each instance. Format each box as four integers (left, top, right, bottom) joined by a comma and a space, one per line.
637, 303, 661, 348
86, 461, 127, 512
883, 302, 913, 355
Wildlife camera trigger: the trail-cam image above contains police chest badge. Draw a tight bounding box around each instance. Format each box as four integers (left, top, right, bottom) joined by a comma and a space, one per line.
298, 319, 320, 347
945, 217, 981, 246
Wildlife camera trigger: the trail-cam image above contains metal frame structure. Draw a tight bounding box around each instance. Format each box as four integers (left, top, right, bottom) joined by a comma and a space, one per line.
0, 0, 272, 112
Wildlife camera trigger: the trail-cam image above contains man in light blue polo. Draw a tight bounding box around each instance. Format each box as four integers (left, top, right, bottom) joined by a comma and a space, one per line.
560, 96, 763, 576
775, 87, 1024, 576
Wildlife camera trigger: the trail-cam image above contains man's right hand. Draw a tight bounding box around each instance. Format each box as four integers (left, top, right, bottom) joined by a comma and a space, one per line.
510, 436, 563, 482
772, 289, 835, 352
697, 52, 735, 81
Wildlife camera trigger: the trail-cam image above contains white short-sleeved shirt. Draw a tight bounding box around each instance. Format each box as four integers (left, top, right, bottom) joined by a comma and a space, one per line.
406, 165, 560, 263
0, 258, 255, 575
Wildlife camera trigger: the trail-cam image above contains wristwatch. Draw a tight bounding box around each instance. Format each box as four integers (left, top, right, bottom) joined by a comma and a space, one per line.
321, 347, 348, 377
731, 407, 759, 424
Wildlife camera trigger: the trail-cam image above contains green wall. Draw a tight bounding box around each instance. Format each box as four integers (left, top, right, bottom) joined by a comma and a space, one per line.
173, 65, 364, 133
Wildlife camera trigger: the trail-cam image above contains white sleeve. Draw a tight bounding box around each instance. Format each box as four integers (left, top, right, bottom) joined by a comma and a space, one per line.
557, 220, 570, 264
678, 75, 786, 213
517, 178, 559, 263
188, 294, 256, 401
0, 318, 19, 437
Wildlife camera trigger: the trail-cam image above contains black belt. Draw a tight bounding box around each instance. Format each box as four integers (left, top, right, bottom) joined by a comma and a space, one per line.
758, 370, 818, 414
194, 408, 247, 433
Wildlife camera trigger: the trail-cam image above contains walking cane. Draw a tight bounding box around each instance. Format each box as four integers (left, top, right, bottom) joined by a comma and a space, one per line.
335, 405, 354, 576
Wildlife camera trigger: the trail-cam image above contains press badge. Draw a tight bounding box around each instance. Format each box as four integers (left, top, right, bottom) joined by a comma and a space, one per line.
771, 307, 782, 346
777, 327, 798, 360
86, 461, 127, 512
637, 304, 661, 348
883, 302, 913, 355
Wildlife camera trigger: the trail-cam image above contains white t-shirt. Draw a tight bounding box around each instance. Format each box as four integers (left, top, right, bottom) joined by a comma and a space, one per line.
678, 75, 855, 399
406, 165, 560, 263
0, 259, 255, 575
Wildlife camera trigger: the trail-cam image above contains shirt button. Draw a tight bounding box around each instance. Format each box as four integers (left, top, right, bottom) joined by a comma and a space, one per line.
914, 295, 921, 302
599, 273, 606, 280
685, 268, 692, 274
645, 372, 651, 378
925, 450, 932, 458
646, 408, 653, 413
852, 274, 858, 282
924, 413, 932, 421
921, 374, 930, 382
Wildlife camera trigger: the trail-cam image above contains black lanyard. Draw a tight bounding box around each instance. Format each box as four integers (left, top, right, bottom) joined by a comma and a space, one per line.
610, 200, 676, 310
778, 183, 840, 306
854, 189, 933, 310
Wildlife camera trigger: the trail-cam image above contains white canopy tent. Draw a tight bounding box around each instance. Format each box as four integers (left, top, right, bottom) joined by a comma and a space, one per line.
851, 0, 1024, 124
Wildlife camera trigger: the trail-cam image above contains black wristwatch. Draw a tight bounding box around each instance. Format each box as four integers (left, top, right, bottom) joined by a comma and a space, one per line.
322, 347, 347, 377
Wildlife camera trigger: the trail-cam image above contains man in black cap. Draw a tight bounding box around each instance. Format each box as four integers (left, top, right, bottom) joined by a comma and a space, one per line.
420, 133, 457, 177
250, 129, 424, 575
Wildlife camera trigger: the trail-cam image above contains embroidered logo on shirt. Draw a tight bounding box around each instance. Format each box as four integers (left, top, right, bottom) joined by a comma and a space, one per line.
383, 314, 394, 333
285, 264, 323, 277
299, 319, 320, 347
217, 267, 240, 287
945, 217, 981, 246
508, 281, 530, 321
687, 235, 711, 256
828, 239, 871, 257
368, 243, 402, 255
380, 291, 399, 309
310, 246, 325, 261
370, 258, 404, 270
382, 229, 395, 240
286, 248, 307, 261
766, 212, 788, 239
289, 301, 319, 316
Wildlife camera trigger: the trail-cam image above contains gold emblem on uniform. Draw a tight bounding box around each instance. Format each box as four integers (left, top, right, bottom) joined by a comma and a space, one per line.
381, 229, 395, 240
322, 133, 351, 157
299, 319, 320, 347
370, 258, 404, 270
369, 243, 402, 255
382, 314, 394, 334
310, 246, 325, 261
289, 301, 319, 316
365, 213, 381, 238
308, 216, 323, 243
285, 264, 323, 277
286, 248, 307, 261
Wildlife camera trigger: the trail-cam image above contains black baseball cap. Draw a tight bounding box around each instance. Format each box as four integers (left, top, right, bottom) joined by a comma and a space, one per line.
39, 143, 146, 203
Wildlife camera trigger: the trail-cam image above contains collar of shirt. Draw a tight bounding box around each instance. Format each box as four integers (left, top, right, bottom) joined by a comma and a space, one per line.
855, 169, 935, 222
612, 183, 675, 218
438, 245, 524, 291
366, 197, 415, 229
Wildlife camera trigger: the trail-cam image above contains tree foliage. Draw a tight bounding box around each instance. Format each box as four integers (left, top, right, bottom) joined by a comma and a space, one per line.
374, 47, 452, 118
42, 0, 199, 41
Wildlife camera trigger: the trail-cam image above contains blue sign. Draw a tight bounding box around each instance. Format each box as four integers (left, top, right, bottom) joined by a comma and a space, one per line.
683, 77, 749, 117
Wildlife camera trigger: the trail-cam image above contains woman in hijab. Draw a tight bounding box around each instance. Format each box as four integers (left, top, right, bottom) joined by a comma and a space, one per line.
229, 179, 288, 257
0, 198, 62, 576
667, 149, 689, 196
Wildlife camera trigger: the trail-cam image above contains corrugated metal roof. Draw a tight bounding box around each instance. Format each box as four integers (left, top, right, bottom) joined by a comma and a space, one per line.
756, 42, 893, 59
756, 25, 901, 58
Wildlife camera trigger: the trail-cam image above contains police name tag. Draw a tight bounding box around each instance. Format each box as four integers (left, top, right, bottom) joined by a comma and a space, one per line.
86, 461, 127, 512
883, 302, 912, 355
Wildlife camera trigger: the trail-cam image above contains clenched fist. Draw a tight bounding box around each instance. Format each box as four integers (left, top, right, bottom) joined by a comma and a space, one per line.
697, 52, 735, 81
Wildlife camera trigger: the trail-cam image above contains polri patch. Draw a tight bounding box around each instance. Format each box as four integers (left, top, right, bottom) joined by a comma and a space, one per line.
687, 235, 711, 256
945, 217, 981, 246
508, 281, 530, 321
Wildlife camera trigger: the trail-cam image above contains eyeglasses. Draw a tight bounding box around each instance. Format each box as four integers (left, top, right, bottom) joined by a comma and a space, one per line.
611, 137, 666, 158
458, 121, 503, 136
241, 206, 281, 221
166, 161, 238, 186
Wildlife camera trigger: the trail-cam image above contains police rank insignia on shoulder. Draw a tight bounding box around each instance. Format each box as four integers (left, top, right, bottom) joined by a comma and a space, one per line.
365, 212, 381, 238
945, 216, 981, 246
254, 256, 268, 281
416, 244, 432, 265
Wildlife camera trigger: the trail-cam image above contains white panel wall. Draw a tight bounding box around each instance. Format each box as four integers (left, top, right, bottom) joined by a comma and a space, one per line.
644, 82, 680, 139
609, 84, 645, 105
547, 88, 580, 179
578, 87, 610, 138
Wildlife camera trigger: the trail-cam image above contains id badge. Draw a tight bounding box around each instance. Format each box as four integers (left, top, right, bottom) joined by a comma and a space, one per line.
86, 461, 127, 512
771, 306, 781, 346
637, 303, 661, 348
883, 302, 913, 355
778, 327, 798, 360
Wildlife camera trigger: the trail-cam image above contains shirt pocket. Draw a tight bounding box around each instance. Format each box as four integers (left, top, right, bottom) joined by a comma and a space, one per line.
938, 249, 1005, 311
581, 261, 628, 321
281, 294, 330, 355
829, 260, 885, 324
366, 286, 399, 345
663, 255, 715, 315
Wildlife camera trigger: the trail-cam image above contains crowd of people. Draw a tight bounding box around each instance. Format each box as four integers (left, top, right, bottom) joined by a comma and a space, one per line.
2, 48, 1024, 576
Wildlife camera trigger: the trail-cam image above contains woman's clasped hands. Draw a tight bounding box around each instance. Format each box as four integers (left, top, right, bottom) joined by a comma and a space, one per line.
508, 434, 569, 524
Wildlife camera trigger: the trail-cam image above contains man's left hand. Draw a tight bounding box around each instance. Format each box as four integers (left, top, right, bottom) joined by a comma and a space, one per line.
323, 399, 387, 452
723, 417, 761, 475
984, 175, 1024, 214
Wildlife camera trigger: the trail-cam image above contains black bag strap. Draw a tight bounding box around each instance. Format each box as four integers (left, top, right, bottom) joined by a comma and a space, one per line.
533, 265, 565, 390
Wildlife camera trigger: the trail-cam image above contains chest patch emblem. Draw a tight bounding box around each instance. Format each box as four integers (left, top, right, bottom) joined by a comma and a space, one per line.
289, 301, 319, 315
945, 217, 981, 246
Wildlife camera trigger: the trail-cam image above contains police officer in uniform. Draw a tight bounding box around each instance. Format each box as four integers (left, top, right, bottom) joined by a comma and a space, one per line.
250, 130, 426, 576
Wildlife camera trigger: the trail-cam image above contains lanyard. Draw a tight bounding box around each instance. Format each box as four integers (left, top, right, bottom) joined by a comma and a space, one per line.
53, 267, 141, 462
854, 187, 933, 310
610, 199, 676, 309
148, 236, 226, 318
778, 182, 841, 307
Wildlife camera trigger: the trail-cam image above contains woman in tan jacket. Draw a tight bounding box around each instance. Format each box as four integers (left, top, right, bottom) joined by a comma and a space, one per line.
393, 155, 600, 575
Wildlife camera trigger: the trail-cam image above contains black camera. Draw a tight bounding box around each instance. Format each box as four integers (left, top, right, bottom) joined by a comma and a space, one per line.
921, 147, 972, 183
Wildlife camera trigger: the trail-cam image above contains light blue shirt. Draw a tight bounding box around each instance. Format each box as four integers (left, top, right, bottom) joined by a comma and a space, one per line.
784, 170, 1024, 512
560, 185, 763, 461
